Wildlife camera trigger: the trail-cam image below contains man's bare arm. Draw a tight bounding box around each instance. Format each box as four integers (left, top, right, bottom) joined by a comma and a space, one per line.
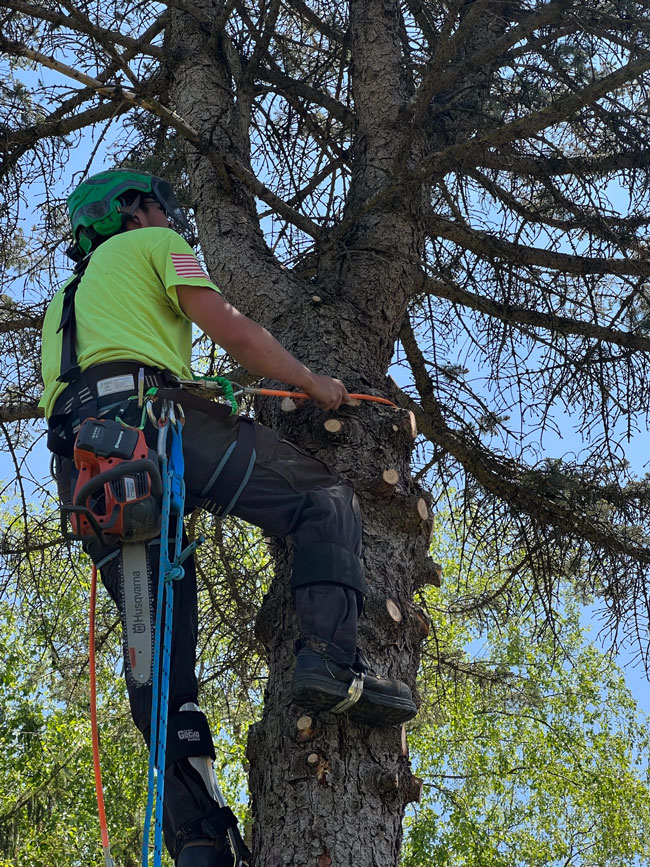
177, 285, 350, 410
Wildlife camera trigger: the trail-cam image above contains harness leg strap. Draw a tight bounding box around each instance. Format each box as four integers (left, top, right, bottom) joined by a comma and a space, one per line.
199, 417, 256, 517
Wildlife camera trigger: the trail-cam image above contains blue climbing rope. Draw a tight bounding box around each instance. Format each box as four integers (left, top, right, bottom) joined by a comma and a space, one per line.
142, 404, 201, 866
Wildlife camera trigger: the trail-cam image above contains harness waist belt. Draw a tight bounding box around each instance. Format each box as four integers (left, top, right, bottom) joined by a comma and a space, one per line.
47, 363, 175, 457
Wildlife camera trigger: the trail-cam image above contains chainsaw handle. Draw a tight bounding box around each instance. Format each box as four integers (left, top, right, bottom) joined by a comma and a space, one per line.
60, 504, 110, 547
74, 458, 163, 509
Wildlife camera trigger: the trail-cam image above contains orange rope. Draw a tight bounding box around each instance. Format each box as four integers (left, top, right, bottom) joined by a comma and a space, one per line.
252, 389, 398, 408
90, 565, 113, 863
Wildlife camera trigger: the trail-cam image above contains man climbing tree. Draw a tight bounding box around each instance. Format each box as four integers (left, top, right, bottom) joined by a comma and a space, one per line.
40, 169, 416, 864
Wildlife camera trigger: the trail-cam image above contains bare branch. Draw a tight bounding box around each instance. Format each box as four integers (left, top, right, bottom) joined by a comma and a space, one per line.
282, 0, 346, 44
1, 100, 130, 180
1, 0, 166, 57
415, 51, 650, 180
425, 214, 650, 277
258, 67, 353, 128
0, 401, 43, 423
398, 316, 650, 565
421, 275, 650, 353
476, 148, 650, 178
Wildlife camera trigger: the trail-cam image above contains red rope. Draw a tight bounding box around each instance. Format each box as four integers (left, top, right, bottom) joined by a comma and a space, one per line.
90, 565, 112, 859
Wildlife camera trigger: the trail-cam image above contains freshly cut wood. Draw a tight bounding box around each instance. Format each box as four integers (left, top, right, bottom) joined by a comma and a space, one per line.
386, 598, 403, 622
400, 725, 408, 757
403, 410, 417, 439
281, 397, 297, 413
382, 468, 399, 486
296, 715, 318, 741
371, 467, 399, 496
416, 498, 429, 521
323, 418, 344, 434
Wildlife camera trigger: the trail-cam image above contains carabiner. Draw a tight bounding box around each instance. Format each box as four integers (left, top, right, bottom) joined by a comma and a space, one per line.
158, 399, 170, 427
228, 381, 246, 399
145, 398, 158, 429
157, 416, 170, 457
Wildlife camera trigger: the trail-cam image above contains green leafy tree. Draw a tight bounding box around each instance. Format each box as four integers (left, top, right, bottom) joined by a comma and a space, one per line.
403, 540, 650, 866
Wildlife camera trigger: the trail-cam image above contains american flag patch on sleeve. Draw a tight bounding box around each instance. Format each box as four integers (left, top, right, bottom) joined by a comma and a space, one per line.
170, 252, 209, 279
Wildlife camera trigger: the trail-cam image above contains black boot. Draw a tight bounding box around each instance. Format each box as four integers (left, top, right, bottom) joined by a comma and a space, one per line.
176, 837, 233, 866
291, 585, 417, 725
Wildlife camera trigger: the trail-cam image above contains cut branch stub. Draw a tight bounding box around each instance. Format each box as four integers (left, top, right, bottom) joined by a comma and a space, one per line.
296, 715, 319, 741
371, 467, 400, 497
417, 498, 429, 521
396, 496, 433, 531
412, 606, 431, 638
323, 418, 344, 435
400, 725, 408, 757
281, 397, 298, 413
306, 752, 331, 784
405, 774, 424, 804
386, 597, 403, 623
402, 410, 417, 439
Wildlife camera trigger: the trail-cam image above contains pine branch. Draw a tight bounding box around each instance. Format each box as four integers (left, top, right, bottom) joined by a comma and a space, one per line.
0, 401, 43, 423
1, 0, 166, 57
406, 0, 571, 126
421, 275, 650, 353
397, 316, 650, 565
0, 36, 325, 240
258, 67, 353, 127
415, 51, 650, 181
1, 100, 130, 180
476, 148, 650, 178
425, 214, 650, 277
282, 0, 346, 44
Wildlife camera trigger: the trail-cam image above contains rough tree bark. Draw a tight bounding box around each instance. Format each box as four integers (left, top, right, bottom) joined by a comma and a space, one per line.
168, 1, 433, 863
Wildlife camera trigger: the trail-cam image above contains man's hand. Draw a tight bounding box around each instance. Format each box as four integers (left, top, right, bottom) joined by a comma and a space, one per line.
302, 373, 351, 411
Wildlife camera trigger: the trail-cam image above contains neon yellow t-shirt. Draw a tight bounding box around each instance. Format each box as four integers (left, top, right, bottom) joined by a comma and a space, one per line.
40, 227, 220, 418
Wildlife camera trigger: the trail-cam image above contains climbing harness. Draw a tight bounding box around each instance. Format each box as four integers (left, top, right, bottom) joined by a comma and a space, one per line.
75, 376, 395, 866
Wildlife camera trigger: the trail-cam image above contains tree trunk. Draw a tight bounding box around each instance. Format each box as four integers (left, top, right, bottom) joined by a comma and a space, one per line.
168, 1, 432, 863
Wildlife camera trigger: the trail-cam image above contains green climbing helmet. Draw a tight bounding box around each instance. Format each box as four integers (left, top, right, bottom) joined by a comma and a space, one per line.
66, 169, 192, 260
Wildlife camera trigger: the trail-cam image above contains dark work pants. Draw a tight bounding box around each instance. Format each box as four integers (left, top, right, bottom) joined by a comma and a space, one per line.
51, 372, 364, 859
